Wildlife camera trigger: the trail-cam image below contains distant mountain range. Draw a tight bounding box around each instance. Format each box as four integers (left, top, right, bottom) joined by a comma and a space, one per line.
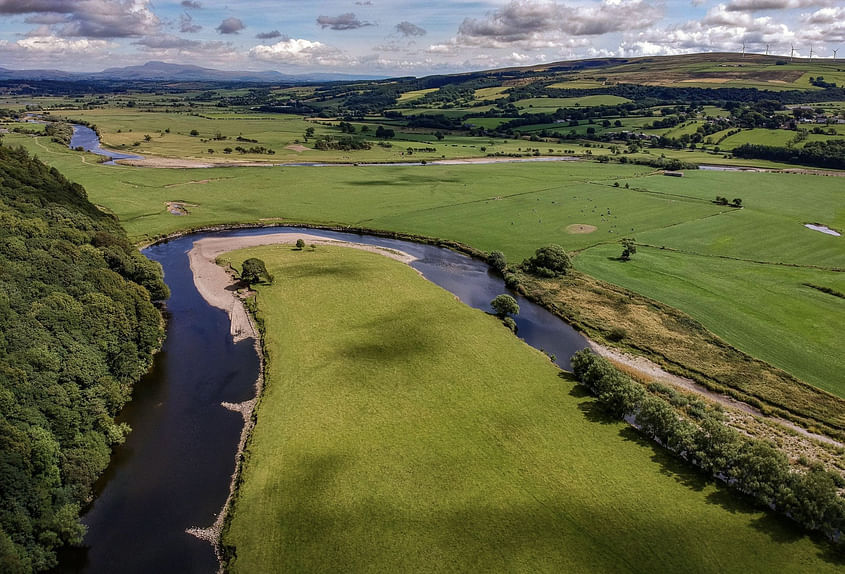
0, 61, 387, 83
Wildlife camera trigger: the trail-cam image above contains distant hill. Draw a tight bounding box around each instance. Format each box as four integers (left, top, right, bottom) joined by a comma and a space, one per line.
0, 53, 836, 89
0, 61, 386, 83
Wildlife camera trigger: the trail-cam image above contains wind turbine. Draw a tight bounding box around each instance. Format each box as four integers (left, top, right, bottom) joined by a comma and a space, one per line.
765, 44, 770, 56
833, 49, 839, 61
741, 41, 746, 57
809, 45, 814, 59
790, 44, 795, 61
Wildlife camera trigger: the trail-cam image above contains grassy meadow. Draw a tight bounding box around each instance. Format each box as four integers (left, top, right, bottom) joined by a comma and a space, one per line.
7, 132, 844, 399
221, 245, 840, 573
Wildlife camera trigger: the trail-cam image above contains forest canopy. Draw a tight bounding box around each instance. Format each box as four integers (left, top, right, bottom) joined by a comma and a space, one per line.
0, 145, 167, 573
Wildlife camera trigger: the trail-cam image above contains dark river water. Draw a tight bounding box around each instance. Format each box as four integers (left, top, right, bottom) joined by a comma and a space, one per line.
55, 227, 588, 573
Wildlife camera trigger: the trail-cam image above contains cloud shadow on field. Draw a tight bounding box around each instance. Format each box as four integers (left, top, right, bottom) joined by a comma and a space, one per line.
337, 306, 447, 364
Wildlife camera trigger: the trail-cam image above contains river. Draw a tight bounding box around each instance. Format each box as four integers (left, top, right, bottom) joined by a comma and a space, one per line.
69, 125, 144, 165
55, 226, 588, 573
66, 124, 579, 168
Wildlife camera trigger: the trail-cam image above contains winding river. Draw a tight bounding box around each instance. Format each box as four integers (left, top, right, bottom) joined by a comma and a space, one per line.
56, 226, 588, 573
69, 125, 144, 165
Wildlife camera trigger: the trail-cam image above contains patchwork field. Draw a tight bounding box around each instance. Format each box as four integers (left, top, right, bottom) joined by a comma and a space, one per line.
221, 245, 839, 573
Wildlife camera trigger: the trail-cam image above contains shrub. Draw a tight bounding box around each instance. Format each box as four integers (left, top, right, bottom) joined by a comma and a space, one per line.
607, 327, 626, 341
487, 250, 507, 273
502, 316, 517, 333
522, 244, 572, 278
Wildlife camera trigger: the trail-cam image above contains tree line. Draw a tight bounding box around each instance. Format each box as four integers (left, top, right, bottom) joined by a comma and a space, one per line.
571, 350, 845, 542
732, 140, 845, 170
0, 145, 167, 572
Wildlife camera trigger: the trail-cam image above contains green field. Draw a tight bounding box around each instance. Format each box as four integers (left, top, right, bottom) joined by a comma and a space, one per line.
514, 95, 631, 112
474, 86, 510, 100
397, 88, 438, 102
221, 245, 839, 573
8, 133, 843, 397
719, 129, 801, 149
576, 246, 845, 395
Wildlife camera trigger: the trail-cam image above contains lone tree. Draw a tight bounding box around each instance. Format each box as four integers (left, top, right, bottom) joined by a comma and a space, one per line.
731, 197, 743, 208
620, 238, 637, 261
522, 244, 572, 277
491, 294, 519, 318
487, 250, 507, 273
241, 258, 272, 285
295, 238, 306, 250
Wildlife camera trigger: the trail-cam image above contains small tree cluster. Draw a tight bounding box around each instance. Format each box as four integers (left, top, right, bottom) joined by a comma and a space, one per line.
522, 244, 572, 278
620, 238, 637, 261
715, 196, 742, 207
570, 350, 845, 541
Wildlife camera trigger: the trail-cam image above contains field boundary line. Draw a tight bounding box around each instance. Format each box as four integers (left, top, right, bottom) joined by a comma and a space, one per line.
636, 243, 845, 272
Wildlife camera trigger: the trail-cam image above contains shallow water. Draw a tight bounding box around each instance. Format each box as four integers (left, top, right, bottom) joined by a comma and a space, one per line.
55, 228, 588, 573
804, 223, 841, 237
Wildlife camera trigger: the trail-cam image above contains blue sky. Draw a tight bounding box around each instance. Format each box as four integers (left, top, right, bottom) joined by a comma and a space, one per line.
0, 1, 841, 74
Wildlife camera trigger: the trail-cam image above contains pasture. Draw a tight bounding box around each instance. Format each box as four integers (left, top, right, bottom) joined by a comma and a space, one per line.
220, 245, 838, 573
514, 95, 631, 112
8, 133, 844, 402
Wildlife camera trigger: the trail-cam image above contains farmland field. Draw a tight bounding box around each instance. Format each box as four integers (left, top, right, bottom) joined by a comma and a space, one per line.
221, 244, 839, 573
514, 95, 632, 112
7, 132, 843, 399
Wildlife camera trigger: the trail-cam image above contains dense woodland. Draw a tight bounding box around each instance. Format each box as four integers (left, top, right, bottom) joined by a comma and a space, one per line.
732, 140, 845, 170
0, 145, 167, 573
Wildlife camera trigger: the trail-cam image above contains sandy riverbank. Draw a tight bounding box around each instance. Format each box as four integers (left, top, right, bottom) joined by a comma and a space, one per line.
188, 233, 417, 341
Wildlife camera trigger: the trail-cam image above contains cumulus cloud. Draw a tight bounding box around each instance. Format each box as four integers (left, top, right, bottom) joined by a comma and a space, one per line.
0, 31, 113, 68
0, 0, 160, 38
724, 0, 831, 11
16, 33, 109, 52
800, 7, 845, 43
316, 13, 373, 30
452, 0, 662, 49
256, 30, 283, 40
216, 16, 244, 34
623, 4, 795, 54
249, 37, 354, 67
179, 12, 201, 33
396, 21, 426, 37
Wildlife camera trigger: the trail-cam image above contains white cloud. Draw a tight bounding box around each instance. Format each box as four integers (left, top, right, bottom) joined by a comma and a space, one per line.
249, 38, 354, 67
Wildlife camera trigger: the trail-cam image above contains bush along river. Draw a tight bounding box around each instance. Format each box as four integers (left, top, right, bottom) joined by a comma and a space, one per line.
56, 226, 588, 573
